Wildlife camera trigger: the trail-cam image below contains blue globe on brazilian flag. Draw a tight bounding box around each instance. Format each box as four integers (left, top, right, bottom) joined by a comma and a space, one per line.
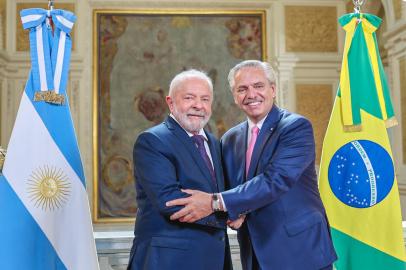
319, 12, 406, 269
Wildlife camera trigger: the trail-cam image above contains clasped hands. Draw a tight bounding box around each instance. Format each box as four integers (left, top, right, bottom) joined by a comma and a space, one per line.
166, 189, 245, 230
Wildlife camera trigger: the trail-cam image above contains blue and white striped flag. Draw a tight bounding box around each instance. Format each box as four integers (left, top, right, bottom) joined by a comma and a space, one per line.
0, 8, 99, 270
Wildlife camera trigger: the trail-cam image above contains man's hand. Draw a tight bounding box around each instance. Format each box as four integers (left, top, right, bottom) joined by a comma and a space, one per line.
227, 215, 245, 230
166, 189, 212, 223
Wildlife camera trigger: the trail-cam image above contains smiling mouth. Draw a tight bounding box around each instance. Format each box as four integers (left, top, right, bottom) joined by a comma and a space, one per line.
187, 114, 205, 118
244, 101, 262, 107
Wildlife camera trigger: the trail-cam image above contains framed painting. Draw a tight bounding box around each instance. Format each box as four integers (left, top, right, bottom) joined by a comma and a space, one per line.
93, 9, 267, 222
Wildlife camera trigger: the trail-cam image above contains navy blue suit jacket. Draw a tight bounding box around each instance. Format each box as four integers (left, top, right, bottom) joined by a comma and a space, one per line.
221, 106, 337, 270
128, 116, 232, 270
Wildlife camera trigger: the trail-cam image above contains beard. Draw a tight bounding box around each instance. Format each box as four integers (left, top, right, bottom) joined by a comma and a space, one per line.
172, 105, 211, 133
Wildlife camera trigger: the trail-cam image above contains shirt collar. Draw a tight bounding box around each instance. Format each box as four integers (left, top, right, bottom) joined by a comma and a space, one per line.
247, 114, 268, 132
169, 114, 208, 140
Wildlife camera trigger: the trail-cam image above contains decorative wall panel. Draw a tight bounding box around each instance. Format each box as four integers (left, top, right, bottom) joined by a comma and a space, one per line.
285, 6, 338, 52
393, 0, 402, 21
296, 84, 333, 164
0, 0, 5, 49
400, 58, 406, 163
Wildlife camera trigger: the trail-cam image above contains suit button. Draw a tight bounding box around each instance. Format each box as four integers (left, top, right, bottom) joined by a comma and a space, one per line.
219, 236, 225, 242
240, 210, 249, 216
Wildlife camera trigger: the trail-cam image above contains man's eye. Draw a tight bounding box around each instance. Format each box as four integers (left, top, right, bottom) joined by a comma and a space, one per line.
254, 84, 264, 89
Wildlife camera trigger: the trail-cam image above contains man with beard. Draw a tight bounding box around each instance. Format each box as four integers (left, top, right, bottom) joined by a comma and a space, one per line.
127, 70, 232, 270
167, 61, 337, 270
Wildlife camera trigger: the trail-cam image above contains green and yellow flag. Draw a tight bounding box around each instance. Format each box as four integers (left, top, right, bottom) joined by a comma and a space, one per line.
319, 13, 406, 269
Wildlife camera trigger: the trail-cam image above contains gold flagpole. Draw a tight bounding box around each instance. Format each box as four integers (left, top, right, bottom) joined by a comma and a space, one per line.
0, 147, 6, 172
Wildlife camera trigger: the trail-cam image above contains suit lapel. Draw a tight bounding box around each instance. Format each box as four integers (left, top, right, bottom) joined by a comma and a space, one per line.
237, 122, 249, 183
247, 106, 281, 179
165, 116, 216, 191
207, 133, 221, 192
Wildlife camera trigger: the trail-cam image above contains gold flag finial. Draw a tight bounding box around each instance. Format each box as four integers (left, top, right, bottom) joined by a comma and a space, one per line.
353, 0, 365, 14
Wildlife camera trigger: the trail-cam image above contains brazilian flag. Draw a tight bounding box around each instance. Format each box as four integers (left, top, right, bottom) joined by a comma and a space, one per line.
319, 13, 406, 269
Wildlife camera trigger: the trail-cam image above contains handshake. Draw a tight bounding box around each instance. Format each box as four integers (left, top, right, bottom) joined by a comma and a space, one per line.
166, 189, 246, 230
227, 215, 245, 230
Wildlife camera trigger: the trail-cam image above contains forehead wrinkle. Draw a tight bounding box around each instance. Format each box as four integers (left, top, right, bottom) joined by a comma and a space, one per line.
236, 80, 265, 88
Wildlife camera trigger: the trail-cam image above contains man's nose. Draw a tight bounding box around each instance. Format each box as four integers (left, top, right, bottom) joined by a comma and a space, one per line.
192, 99, 203, 109
246, 85, 256, 98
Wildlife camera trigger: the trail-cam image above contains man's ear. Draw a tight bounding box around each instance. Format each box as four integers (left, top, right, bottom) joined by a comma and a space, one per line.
270, 84, 276, 98
232, 90, 239, 105
166, 96, 173, 112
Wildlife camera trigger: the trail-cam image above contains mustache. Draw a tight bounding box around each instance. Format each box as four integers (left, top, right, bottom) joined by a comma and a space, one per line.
186, 111, 207, 117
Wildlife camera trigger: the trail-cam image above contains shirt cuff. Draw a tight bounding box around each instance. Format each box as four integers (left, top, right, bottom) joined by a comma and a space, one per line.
219, 193, 227, 212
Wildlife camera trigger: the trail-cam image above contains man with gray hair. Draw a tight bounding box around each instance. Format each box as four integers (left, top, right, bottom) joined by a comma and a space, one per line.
128, 69, 232, 270
167, 60, 337, 269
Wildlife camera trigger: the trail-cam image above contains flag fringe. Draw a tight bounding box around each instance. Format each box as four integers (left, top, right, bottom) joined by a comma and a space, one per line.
343, 124, 362, 132
34, 90, 65, 105
385, 117, 398, 128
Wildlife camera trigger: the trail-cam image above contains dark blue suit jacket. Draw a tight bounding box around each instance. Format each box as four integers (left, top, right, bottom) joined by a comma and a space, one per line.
128, 116, 232, 270
221, 106, 337, 270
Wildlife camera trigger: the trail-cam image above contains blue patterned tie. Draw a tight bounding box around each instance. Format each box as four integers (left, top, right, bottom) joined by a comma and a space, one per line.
192, 135, 218, 190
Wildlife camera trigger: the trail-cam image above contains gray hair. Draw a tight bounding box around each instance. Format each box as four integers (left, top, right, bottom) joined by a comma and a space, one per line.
227, 60, 276, 90
169, 69, 213, 97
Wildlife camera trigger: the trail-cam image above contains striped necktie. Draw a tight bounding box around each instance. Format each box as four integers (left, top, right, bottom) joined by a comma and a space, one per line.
192, 135, 218, 190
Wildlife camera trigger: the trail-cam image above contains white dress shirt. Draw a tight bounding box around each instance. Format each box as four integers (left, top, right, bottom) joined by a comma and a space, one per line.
246, 114, 267, 146
221, 114, 268, 212
169, 114, 214, 167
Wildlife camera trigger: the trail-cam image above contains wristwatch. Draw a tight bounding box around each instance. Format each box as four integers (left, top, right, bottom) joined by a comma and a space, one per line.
212, 193, 222, 212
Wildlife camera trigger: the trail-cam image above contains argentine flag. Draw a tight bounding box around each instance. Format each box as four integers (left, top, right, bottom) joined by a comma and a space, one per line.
0, 8, 99, 270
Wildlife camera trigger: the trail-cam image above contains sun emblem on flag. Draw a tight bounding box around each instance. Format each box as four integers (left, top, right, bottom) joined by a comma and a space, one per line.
27, 165, 71, 211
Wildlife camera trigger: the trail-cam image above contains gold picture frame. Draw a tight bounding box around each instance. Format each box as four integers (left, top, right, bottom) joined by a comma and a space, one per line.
93, 9, 267, 223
